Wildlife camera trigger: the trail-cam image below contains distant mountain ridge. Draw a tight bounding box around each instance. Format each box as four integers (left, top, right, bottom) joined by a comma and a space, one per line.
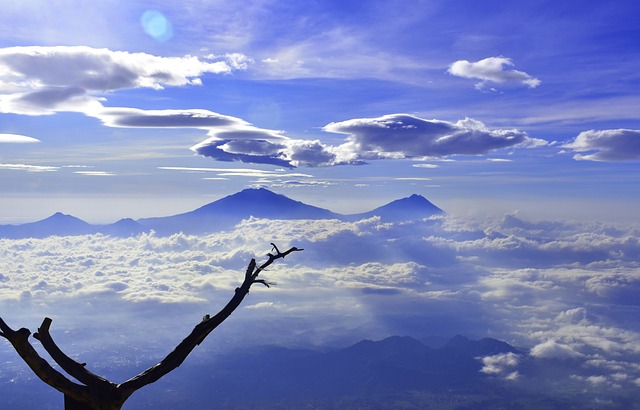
0, 188, 444, 238
130, 334, 523, 407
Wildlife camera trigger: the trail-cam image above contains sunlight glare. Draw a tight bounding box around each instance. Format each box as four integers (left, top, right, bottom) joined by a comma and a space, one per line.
141, 10, 173, 42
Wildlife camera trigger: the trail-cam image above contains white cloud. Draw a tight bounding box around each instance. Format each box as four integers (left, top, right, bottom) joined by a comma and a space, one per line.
0, 163, 58, 172
530, 340, 584, 359
0, 46, 239, 91
564, 129, 640, 161
0, 133, 40, 143
267, 180, 336, 188
0, 47, 549, 169
448, 57, 541, 89
74, 171, 115, 176
480, 352, 520, 378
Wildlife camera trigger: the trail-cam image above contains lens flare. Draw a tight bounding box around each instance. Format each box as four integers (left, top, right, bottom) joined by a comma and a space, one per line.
141, 10, 173, 42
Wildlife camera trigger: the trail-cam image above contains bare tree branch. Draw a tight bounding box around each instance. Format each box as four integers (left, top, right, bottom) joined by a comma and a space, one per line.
117, 246, 303, 400
0, 318, 94, 405
34, 318, 118, 392
1, 244, 302, 409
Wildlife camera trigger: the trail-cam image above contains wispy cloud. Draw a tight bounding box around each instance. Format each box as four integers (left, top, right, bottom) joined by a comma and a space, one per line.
158, 166, 313, 178
412, 163, 439, 169
0, 163, 58, 172
74, 171, 115, 176
448, 56, 541, 89
0, 133, 40, 143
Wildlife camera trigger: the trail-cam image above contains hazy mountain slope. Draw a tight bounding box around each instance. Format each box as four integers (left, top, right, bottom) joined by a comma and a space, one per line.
94, 218, 151, 237
346, 194, 444, 222
125, 335, 528, 408
0, 212, 93, 239
137, 188, 343, 235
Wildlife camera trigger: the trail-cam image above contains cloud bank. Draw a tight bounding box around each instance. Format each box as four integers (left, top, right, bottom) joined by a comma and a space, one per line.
448, 57, 541, 89
1, 213, 638, 357
1, 213, 639, 408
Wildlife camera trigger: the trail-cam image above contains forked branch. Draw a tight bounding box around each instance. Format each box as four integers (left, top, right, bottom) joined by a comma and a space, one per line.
0, 244, 303, 409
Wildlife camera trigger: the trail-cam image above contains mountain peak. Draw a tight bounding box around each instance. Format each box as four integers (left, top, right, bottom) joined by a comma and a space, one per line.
49, 211, 72, 219
347, 193, 443, 222
443, 335, 520, 356
230, 187, 286, 200
41, 212, 89, 225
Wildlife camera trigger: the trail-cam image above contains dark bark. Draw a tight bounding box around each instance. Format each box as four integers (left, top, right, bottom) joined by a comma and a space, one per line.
0, 244, 302, 409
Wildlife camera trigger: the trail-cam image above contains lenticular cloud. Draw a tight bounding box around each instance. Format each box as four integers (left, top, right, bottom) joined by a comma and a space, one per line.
324, 114, 547, 159
0, 46, 249, 115
564, 128, 640, 161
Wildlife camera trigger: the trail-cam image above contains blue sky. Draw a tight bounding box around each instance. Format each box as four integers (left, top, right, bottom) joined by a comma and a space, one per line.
1, 0, 640, 223
2, 2, 640, 406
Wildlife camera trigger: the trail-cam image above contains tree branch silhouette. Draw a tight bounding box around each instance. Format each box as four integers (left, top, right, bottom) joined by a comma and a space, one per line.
0, 244, 302, 409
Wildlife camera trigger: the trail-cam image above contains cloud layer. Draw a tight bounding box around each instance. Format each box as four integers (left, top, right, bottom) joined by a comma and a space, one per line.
1, 213, 638, 396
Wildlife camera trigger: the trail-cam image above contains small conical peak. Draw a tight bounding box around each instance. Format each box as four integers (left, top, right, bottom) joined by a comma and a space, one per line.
45, 212, 81, 221
377, 193, 442, 211
114, 218, 136, 224
242, 187, 276, 195
404, 193, 434, 204
227, 188, 281, 200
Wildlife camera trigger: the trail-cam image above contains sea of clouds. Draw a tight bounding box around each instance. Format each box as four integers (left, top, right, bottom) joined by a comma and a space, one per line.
1, 214, 639, 399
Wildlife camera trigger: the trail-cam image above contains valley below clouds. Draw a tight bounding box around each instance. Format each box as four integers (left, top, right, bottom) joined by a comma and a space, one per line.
2, 213, 639, 407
